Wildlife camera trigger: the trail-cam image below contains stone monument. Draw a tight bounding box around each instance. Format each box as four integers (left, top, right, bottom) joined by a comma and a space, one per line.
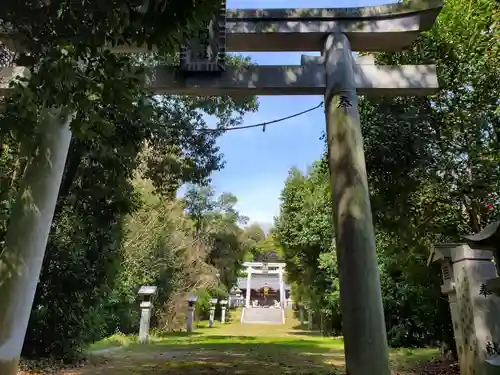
429, 230, 500, 375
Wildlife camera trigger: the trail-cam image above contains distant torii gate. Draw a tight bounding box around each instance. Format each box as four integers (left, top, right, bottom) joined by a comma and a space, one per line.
0, 1, 442, 374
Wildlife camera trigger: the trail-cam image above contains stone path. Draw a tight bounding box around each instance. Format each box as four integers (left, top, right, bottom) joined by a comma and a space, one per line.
240, 307, 284, 324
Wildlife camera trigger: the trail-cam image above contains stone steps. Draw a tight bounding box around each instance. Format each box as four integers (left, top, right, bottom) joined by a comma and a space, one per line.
241, 307, 284, 324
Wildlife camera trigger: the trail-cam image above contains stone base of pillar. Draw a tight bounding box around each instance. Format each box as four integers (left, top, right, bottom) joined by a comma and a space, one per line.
187, 306, 195, 332
138, 307, 152, 344
209, 307, 216, 328
221, 307, 227, 324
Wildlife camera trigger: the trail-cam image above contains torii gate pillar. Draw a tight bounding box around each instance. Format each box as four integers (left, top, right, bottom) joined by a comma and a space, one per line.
324, 33, 390, 375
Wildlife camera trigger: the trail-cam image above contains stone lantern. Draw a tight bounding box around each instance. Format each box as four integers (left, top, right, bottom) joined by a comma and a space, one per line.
427, 245, 456, 295
220, 299, 228, 324
209, 298, 218, 328
302, 302, 313, 330
230, 286, 242, 308
137, 285, 157, 344
187, 295, 198, 332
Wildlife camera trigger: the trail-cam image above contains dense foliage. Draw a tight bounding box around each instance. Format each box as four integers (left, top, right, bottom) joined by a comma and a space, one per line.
274, 0, 499, 351
241, 224, 284, 262
104, 180, 237, 335
182, 184, 250, 290
0, 0, 257, 361
0, 0, 223, 54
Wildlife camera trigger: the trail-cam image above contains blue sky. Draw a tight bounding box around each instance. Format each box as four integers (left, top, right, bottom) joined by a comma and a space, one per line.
198, 0, 397, 229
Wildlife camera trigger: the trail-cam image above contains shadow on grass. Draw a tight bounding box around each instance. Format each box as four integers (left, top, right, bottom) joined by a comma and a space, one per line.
88, 336, 345, 375
158, 331, 204, 338
289, 330, 326, 337
287, 326, 343, 340
390, 347, 439, 369
85, 332, 439, 375
151, 335, 339, 353
89, 331, 205, 352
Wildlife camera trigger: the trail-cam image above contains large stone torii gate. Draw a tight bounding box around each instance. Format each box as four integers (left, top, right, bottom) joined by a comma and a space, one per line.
0, 1, 442, 374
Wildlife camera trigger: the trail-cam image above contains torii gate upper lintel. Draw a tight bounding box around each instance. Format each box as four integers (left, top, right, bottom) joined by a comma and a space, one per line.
0, 0, 442, 96
0, 2, 443, 375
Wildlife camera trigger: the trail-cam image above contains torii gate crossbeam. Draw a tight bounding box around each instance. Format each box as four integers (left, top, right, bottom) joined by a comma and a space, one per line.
0, 1, 443, 375
1, 62, 438, 97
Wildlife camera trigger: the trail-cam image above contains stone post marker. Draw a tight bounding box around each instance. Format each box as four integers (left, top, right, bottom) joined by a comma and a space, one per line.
187, 296, 197, 333
428, 242, 500, 375
299, 305, 305, 326
209, 298, 218, 328
137, 286, 157, 344
231, 287, 242, 308
464, 221, 500, 296
220, 299, 228, 324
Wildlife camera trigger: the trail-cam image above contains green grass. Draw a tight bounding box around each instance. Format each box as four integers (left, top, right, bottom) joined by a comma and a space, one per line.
81, 316, 438, 375
88, 332, 137, 351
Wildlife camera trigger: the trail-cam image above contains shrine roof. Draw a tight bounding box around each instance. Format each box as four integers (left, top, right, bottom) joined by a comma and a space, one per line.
237, 275, 290, 291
